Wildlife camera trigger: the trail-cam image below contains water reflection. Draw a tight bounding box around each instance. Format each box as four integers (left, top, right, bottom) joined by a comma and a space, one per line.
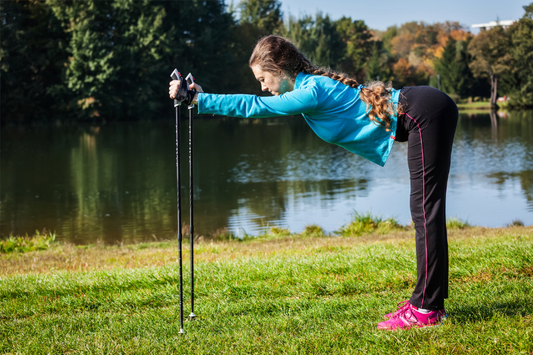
1, 110, 532, 244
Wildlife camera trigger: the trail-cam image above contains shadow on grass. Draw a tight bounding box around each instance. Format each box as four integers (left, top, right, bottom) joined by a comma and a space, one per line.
451, 298, 532, 323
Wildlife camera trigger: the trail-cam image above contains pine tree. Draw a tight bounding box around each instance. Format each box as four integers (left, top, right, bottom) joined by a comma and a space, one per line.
364, 42, 392, 82
434, 37, 468, 97
0, 0, 69, 123
238, 0, 283, 35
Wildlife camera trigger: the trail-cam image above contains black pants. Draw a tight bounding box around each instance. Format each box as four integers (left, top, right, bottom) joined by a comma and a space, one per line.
395, 86, 458, 310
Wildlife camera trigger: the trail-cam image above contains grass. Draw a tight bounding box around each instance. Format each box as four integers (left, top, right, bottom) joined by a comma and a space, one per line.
456, 101, 511, 115
0, 229, 56, 254
1, 220, 532, 354
456, 101, 509, 109
456, 102, 494, 109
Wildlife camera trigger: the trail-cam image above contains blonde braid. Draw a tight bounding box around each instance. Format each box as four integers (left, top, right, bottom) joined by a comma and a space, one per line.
359, 82, 400, 132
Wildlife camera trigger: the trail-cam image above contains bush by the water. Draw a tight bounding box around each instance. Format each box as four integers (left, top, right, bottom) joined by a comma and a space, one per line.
446, 217, 471, 229
0, 230, 56, 254
336, 212, 405, 236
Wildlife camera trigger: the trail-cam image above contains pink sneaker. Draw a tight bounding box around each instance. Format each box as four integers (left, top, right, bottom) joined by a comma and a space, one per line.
384, 300, 410, 319
377, 302, 447, 330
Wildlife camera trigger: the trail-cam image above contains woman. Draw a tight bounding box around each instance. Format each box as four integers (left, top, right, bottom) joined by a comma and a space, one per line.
169, 35, 458, 331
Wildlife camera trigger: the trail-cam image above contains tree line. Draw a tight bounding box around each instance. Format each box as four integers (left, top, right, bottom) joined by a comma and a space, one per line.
1, 0, 532, 124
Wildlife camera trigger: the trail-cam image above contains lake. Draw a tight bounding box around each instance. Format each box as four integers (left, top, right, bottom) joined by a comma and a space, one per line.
2, 110, 532, 244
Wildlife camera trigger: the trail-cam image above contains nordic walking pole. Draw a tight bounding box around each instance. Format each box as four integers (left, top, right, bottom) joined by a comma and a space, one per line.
185, 73, 196, 320
170, 69, 185, 335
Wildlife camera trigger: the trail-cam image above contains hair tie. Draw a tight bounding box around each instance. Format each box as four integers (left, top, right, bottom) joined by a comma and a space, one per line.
357, 84, 364, 90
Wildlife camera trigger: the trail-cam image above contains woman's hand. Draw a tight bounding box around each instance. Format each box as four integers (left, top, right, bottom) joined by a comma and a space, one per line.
169, 80, 204, 105
189, 82, 203, 105
169, 79, 181, 100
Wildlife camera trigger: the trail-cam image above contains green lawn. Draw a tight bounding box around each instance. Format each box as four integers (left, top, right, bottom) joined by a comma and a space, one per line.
1, 225, 532, 354
456, 102, 494, 109
456, 101, 510, 112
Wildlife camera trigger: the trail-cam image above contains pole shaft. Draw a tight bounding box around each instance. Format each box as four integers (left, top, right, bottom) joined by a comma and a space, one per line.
176, 106, 184, 333
189, 107, 195, 317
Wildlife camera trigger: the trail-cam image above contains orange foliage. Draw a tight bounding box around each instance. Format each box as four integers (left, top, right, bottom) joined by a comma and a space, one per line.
433, 30, 472, 58
392, 58, 412, 79
376, 21, 468, 85
451, 29, 471, 42
390, 35, 414, 57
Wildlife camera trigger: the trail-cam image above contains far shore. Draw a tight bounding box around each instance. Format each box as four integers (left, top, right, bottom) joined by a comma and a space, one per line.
456, 101, 505, 110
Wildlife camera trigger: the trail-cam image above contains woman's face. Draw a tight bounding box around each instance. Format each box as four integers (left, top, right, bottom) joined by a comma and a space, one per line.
251, 65, 293, 96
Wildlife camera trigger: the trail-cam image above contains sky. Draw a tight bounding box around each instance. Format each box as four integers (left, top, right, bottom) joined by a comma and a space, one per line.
278, 0, 529, 33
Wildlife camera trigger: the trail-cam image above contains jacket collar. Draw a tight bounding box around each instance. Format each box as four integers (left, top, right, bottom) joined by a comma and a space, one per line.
294, 72, 306, 90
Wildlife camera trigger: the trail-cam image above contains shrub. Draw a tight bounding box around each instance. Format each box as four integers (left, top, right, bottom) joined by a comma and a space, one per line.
507, 219, 525, 227
0, 230, 56, 254
336, 212, 404, 237
446, 218, 471, 229
301, 225, 326, 238
269, 226, 291, 237
210, 227, 237, 241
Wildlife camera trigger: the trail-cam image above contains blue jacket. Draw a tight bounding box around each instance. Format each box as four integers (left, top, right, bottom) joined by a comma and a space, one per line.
198, 72, 401, 166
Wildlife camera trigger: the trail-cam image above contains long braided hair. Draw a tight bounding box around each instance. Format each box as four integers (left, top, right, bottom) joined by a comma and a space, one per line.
249, 35, 399, 131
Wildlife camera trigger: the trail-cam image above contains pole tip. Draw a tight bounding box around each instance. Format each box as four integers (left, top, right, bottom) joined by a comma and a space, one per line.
189, 312, 196, 320
179, 329, 185, 335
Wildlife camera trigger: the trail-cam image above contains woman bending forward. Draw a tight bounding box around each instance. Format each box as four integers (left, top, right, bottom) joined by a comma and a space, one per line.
169, 35, 458, 331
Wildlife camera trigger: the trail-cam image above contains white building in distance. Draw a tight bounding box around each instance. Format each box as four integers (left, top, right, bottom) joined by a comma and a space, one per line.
472, 20, 516, 30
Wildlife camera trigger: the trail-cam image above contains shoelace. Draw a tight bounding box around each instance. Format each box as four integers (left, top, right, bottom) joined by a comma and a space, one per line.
391, 304, 421, 325
388, 300, 410, 318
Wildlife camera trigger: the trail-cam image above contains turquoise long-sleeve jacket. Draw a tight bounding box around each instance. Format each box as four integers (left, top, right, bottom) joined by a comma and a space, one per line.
198, 72, 401, 166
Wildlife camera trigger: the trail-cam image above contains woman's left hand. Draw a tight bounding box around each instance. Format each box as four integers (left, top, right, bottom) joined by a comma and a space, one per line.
189, 82, 203, 105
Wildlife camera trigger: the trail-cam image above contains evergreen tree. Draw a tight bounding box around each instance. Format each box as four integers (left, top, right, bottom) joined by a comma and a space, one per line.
335, 17, 372, 80
238, 0, 282, 35
500, 3, 533, 107
1, 0, 69, 123
44, 0, 237, 120
364, 41, 392, 82
381, 25, 397, 54
434, 37, 466, 97
47, 0, 170, 120
282, 12, 345, 69
229, 0, 284, 94
158, 0, 237, 94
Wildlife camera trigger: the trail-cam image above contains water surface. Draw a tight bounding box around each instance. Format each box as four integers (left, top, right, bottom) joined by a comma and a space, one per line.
2, 110, 532, 244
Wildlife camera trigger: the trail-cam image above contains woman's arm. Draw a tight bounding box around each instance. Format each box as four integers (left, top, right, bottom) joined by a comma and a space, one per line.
197, 87, 318, 118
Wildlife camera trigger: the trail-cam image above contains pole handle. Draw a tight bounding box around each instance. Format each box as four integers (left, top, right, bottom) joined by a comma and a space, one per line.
170, 69, 181, 107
